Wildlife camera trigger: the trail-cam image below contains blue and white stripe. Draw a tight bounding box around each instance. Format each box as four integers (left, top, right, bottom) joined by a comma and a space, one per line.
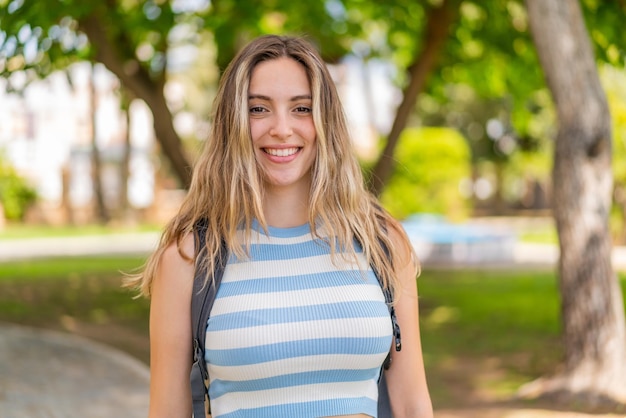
205, 222, 392, 418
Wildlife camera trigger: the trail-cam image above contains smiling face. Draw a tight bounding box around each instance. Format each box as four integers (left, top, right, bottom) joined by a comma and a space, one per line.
248, 57, 317, 194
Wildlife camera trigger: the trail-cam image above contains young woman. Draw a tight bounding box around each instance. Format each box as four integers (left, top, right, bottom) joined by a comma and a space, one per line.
130, 35, 433, 418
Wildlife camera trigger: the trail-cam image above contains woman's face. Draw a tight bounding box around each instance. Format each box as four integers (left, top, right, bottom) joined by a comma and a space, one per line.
248, 57, 317, 193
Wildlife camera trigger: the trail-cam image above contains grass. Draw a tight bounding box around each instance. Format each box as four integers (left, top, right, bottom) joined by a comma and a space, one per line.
418, 269, 563, 408
0, 256, 151, 361
0, 256, 625, 411
419, 269, 626, 409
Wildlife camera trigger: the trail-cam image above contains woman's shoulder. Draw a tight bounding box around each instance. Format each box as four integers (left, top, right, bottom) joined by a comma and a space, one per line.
381, 213, 417, 274
156, 233, 196, 285
163, 232, 195, 261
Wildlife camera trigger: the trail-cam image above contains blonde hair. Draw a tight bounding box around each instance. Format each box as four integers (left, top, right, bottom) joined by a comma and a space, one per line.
128, 35, 417, 299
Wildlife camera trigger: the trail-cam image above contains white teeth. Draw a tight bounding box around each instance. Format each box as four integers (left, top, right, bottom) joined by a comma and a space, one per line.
264, 147, 299, 157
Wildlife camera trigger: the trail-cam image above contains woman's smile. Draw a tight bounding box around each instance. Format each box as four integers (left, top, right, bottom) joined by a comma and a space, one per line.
263, 147, 301, 158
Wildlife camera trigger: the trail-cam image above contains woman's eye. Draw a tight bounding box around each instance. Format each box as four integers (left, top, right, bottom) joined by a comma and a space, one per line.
249, 106, 266, 113
295, 106, 311, 113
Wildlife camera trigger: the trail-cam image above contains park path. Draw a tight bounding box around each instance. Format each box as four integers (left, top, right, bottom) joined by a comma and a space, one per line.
0, 323, 149, 418
0, 232, 160, 262
0, 233, 157, 417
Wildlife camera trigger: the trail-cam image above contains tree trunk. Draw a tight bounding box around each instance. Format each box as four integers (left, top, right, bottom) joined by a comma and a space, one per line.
89, 63, 110, 224
118, 91, 132, 221
368, 0, 457, 196
79, 15, 192, 188
523, 0, 626, 404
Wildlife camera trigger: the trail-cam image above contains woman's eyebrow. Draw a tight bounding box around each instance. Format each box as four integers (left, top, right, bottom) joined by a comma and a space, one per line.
248, 94, 271, 101
248, 94, 312, 101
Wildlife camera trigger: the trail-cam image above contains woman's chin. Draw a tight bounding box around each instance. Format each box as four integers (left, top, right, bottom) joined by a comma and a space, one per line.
263, 174, 311, 191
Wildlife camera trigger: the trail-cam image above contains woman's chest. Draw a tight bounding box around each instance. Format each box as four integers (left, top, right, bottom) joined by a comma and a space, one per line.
205, 253, 392, 367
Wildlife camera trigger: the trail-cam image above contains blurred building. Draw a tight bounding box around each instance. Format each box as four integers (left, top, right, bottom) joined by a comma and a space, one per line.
0, 62, 156, 225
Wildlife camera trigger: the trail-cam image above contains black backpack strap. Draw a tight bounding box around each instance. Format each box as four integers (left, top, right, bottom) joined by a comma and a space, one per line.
383, 287, 402, 363
190, 219, 228, 418
371, 204, 402, 358
376, 233, 401, 418
377, 230, 401, 370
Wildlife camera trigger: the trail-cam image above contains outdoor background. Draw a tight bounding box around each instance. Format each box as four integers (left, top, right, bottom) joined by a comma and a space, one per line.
1, 0, 626, 417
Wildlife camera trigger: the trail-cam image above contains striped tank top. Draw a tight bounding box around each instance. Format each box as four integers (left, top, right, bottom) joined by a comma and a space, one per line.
204, 221, 393, 418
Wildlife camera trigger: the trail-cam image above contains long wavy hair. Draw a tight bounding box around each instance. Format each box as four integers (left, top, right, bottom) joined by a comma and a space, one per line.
128, 34, 417, 299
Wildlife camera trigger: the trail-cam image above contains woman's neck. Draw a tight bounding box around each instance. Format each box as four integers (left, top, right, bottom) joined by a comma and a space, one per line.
262, 185, 309, 228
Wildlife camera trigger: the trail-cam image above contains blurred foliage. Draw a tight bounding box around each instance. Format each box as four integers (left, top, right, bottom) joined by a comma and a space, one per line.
0, 0, 358, 85
1, 0, 626, 212
583, 0, 626, 67
603, 65, 626, 244
0, 153, 37, 221
431, 1, 544, 136
380, 127, 471, 220
411, 1, 623, 212
419, 83, 555, 211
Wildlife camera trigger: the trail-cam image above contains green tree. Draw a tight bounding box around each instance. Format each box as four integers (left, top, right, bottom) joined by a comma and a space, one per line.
349, 0, 546, 196
362, 0, 625, 210
523, 0, 626, 403
362, 0, 459, 196
0, 0, 356, 188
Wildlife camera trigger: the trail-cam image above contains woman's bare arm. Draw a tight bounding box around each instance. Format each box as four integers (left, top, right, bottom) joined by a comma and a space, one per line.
385, 227, 434, 418
148, 235, 196, 418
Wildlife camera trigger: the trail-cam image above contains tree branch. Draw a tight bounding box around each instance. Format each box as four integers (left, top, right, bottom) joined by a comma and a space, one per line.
78, 13, 192, 187
368, 0, 457, 196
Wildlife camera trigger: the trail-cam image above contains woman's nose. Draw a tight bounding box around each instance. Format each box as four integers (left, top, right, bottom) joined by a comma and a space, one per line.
269, 112, 293, 139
